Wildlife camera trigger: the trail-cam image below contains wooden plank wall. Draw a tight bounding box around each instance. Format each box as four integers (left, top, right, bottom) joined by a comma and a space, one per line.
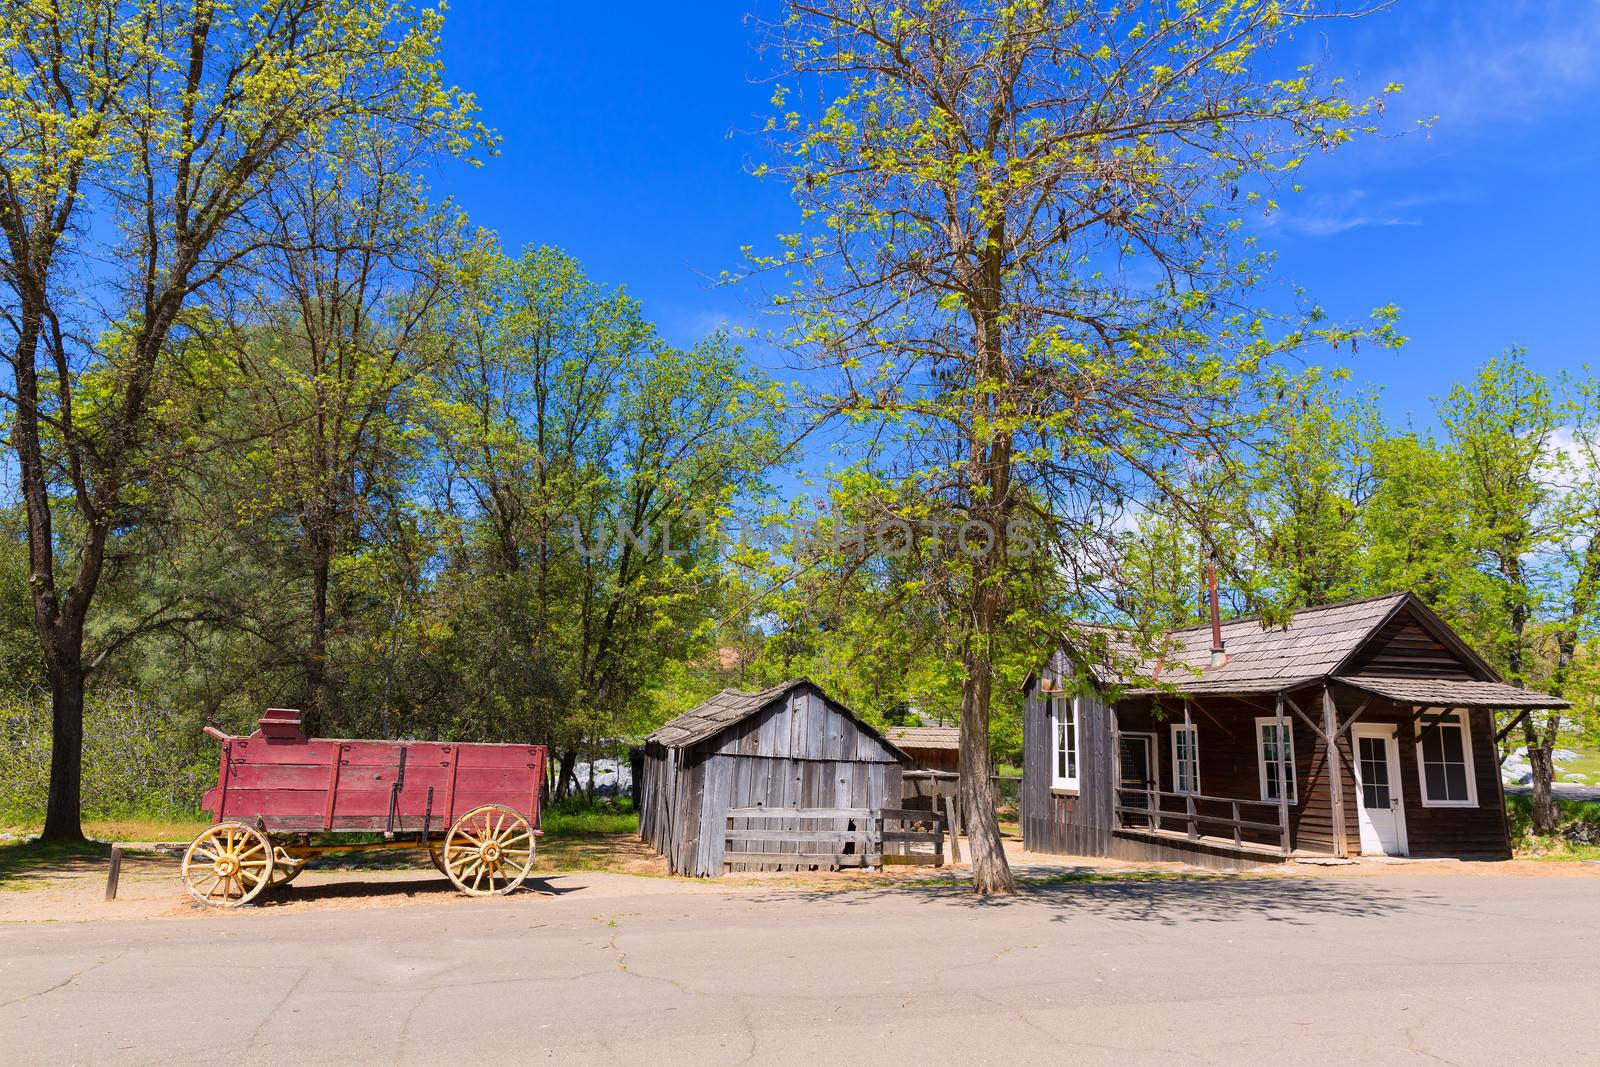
1021, 650, 1117, 855
640, 685, 907, 876
1343, 614, 1480, 679
1332, 696, 1510, 858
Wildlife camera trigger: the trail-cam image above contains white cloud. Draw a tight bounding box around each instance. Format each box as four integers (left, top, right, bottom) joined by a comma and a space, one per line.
1387, 1, 1600, 129
1263, 188, 1431, 238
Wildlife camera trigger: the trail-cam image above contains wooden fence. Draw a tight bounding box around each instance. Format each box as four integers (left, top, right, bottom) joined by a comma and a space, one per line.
723, 807, 946, 872
1114, 788, 1290, 855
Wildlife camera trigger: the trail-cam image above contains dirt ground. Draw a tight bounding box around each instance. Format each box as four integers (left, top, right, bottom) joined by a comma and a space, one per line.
2, 831, 1596, 924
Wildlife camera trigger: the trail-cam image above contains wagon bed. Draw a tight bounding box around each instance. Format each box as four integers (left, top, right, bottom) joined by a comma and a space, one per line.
202, 708, 544, 835
184, 708, 547, 907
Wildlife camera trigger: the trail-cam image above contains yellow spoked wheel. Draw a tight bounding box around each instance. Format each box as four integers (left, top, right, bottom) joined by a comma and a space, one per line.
182, 824, 275, 908
427, 836, 448, 876
268, 844, 308, 888
442, 805, 535, 896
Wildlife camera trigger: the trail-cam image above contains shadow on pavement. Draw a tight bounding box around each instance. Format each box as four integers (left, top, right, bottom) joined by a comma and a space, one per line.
256, 871, 583, 905
740, 872, 1434, 926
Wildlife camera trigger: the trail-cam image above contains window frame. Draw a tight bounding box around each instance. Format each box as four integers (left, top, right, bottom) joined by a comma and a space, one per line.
1050, 695, 1080, 792
1253, 717, 1298, 804
1415, 707, 1478, 809
1170, 723, 1200, 796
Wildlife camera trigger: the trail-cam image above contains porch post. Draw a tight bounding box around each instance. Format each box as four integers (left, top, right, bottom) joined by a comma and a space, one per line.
1274, 692, 1290, 856
1182, 700, 1197, 842
1109, 701, 1122, 833
1322, 684, 1348, 858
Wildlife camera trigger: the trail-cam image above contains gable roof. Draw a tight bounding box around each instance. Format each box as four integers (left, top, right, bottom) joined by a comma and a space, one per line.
1054, 591, 1564, 708
885, 725, 960, 751
647, 678, 904, 752
1140, 592, 1413, 694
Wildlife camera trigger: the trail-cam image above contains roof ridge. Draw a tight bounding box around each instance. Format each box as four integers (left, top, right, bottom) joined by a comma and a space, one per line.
1163, 590, 1409, 634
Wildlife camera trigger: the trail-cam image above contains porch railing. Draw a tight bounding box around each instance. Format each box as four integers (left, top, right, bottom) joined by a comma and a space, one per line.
1114, 788, 1289, 856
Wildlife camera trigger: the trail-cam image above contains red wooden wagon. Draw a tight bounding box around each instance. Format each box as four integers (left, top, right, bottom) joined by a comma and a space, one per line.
184, 708, 546, 907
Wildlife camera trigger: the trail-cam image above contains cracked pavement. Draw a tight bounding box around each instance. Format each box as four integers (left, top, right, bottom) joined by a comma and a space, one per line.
1, 870, 1596, 1065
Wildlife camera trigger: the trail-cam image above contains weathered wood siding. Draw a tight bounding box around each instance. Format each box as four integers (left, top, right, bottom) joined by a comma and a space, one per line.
1343, 614, 1479, 679
1020, 650, 1117, 856
1020, 598, 1513, 864
641, 683, 906, 876
1329, 698, 1509, 858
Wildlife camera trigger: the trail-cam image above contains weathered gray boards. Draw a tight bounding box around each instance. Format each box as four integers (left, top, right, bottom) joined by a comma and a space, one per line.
639, 679, 909, 876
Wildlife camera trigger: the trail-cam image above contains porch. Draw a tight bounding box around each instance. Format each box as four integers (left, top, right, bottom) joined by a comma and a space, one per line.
1106, 678, 1536, 863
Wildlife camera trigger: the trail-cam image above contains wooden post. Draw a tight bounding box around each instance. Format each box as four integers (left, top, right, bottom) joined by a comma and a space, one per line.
1323, 684, 1349, 859
1109, 702, 1122, 832
1232, 801, 1242, 848
104, 845, 124, 902
1183, 700, 1197, 841
1275, 692, 1290, 856
943, 794, 962, 864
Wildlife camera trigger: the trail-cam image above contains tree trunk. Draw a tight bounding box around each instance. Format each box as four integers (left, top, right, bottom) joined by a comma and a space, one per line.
959, 651, 1014, 895
40, 639, 87, 842
553, 748, 577, 801
305, 530, 334, 734
1521, 717, 1560, 835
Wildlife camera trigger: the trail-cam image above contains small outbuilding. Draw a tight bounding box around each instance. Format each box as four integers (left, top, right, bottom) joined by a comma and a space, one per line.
885, 725, 960, 774
638, 679, 908, 876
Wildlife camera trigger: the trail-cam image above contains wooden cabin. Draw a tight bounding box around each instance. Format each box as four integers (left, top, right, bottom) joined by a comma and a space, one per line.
638, 679, 908, 876
1022, 592, 1568, 868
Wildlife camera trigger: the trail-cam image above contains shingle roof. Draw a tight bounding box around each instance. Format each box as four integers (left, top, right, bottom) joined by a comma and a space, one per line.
885, 726, 960, 751
1086, 591, 1568, 708
647, 680, 807, 747
1144, 592, 1411, 691
646, 678, 905, 752
1334, 676, 1570, 709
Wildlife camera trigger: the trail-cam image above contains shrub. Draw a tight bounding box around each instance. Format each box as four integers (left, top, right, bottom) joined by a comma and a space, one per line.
0, 689, 212, 824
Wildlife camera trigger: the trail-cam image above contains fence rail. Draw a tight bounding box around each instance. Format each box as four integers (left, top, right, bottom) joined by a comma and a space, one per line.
1114, 788, 1290, 854
723, 806, 946, 872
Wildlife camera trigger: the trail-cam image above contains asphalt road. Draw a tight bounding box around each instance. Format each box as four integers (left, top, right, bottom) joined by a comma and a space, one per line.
2, 870, 1597, 1065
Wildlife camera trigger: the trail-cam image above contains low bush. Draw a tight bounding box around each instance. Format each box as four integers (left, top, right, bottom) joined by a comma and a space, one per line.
0, 689, 212, 825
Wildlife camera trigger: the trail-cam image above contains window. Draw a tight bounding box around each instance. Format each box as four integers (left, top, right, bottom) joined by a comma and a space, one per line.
1416, 709, 1477, 807
1051, 696, 1079, 791
1255, 718, 1297, 803
1170, 724, 1200, 795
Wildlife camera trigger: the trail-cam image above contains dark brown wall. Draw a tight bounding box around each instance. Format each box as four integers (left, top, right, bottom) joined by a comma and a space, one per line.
1330, 697, 1509, 858
1343, 613, 1480, 679
900, 747, 960, 774
1114, 696, 1311, 850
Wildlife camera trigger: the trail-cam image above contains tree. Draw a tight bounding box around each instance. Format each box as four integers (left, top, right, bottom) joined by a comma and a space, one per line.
0, 0, 482, 840
1437, 354, 1600, 834
429, 246, 785, 791
754, 0, 1399, 892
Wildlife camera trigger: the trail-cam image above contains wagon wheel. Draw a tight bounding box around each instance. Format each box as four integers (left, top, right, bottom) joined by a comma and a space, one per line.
268, 844, 309, 888
182, 823, 275, 908
442, 805, 535, 896
427, 836, 448, 877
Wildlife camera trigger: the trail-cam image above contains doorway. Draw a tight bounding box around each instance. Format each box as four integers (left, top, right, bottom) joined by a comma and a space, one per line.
1351, 723, 1408, 856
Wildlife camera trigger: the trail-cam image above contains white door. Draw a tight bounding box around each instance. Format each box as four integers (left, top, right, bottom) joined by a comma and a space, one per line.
1352, 724, 1408, 856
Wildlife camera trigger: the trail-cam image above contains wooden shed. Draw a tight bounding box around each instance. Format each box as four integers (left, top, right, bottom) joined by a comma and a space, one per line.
638, 679, 908, 876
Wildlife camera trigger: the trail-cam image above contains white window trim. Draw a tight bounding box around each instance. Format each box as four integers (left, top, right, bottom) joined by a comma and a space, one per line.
1415, 707, 1479, 808
1170, 723, 1200, 796
1254, 717, 1298, 804
1050, 695, 1080, 792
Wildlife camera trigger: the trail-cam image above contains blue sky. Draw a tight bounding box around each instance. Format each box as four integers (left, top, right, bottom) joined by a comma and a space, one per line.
431, 1, 1600, 443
